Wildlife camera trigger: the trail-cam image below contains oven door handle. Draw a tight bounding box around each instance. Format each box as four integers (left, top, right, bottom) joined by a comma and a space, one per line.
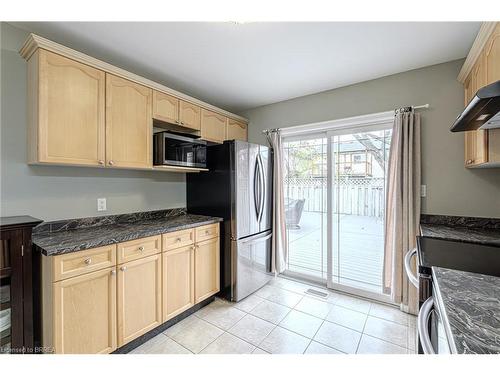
404, 248, 419, 288
417, 296, 435, 354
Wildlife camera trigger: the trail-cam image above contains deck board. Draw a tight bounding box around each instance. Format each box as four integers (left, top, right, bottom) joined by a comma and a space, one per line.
286, 212, 384, 293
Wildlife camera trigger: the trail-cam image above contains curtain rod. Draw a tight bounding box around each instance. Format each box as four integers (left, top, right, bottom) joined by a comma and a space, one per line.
412, 104, 430, 110
262, 104, 430, 134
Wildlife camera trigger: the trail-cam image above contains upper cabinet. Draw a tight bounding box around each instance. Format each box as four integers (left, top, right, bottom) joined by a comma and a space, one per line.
485, 23, 500, 85
225, 118, 248, 141
105, 74, 152, 169
459, 22, 500, 168
152, 91, 179, 125
152, 91, 201, 131
21, 34, 248, 171
179, 100, 201, 130
201, 109, 226, 143
28, 50, 106, 166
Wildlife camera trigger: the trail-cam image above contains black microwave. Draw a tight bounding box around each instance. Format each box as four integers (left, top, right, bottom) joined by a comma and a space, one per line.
153, 131, 207, 169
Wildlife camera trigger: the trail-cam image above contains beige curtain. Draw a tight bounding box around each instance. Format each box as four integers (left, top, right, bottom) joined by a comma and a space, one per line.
265, 129, 288, 274
383, 109, 421, 315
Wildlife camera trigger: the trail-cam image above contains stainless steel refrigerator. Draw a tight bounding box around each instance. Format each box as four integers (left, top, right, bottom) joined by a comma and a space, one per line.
186, 140, 273, 302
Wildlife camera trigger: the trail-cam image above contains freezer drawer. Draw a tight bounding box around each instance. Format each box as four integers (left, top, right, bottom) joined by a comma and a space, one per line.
231, 230, 273, 302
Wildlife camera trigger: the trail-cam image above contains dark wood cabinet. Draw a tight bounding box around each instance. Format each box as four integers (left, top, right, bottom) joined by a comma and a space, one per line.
0, 216, 42, 354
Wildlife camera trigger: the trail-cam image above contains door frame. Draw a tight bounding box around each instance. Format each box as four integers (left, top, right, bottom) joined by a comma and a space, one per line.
282, 119, 394, 304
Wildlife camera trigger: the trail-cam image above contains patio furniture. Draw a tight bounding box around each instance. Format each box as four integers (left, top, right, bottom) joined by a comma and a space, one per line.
285, 198, 305, 229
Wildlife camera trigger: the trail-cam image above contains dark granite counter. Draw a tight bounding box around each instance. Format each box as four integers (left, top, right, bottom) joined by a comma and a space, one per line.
33, 208, 222, 256
420, 214, 500, 248
432, 267, 500, 354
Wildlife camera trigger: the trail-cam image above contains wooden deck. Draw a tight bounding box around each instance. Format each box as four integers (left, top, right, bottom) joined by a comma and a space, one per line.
286, 212, 384, 294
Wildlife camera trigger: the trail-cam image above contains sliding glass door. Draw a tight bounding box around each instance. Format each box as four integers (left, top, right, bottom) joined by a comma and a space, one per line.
327, 127, 392, 298
283, 124, 392, 299
283, 137, 327, 282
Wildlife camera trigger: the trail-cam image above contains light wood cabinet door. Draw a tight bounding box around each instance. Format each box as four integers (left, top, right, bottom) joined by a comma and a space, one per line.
162, 245, 195, 321
225, 119, 248, 141
152, 90, 179, 124
105, 74, 152, 169
117, 254, 162, 346
53, 267, 117, 354
36, 50, 105, 166
194, 237, 220, 303
485, 23, 500, 85
201, 109, 226, 143
179, 100, 201, 130
464, 54, 489, 167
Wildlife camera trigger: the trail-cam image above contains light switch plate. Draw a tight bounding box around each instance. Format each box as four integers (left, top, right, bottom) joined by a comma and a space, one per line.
420, 185, 427, 198
97, 198, 107, 211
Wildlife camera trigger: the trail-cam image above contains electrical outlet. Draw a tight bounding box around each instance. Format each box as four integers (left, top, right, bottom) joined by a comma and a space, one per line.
97, 198, 107, 212
420, 185, 427, 198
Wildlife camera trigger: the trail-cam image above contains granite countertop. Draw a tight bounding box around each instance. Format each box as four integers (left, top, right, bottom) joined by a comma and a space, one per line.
33, 209, 222, 256
420, 214, 500, 248
432, 267, 500, 354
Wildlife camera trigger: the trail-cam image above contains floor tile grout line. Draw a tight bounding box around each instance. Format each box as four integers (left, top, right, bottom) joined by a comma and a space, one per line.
309, 319, 348, 354
354, 309, 370, 353
360, 331, 410, 350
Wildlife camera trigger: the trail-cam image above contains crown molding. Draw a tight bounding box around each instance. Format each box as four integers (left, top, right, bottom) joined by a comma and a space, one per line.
457, 22, 497, 83
19, 33, 248, 123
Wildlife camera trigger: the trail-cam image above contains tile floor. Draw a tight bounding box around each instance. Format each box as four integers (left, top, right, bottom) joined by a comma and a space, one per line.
130, 277, 417, 354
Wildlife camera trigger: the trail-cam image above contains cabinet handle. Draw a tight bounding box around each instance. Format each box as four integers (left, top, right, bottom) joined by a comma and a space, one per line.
176, 238, 182, 242
110, 269, 116, 275
175, 120, 179, 124
84, 258, 92, 265
138, 246, 144, 252
180, 121, 185, 125
120, 266, 126, 271
109, 160, 114, 166
466, 159, 474, 165
205, 230, 210, 235
98, 160, 104, 165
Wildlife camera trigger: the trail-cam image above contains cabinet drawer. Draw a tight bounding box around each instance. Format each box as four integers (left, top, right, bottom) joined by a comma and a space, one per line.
117, 235, 161, 264
52, 245, 117, 282
163, 229, 195, 251
195, 223, 219, 243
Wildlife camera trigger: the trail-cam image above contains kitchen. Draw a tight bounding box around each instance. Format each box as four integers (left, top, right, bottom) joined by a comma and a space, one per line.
1, 6, 500, 370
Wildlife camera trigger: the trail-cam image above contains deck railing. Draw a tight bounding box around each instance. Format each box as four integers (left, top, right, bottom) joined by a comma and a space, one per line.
285, 176, 385, 218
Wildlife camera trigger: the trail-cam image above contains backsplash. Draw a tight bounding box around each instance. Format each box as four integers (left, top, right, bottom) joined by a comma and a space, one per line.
33, 207, 187, 234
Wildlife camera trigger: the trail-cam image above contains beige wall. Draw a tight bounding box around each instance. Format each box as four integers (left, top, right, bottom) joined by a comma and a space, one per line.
1, 22, 186, 221
242, 60, 500, 218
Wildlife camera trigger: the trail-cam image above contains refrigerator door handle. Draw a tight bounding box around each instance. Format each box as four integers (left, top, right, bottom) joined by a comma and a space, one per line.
257, 153, 265, 223
253, 157, 261, 221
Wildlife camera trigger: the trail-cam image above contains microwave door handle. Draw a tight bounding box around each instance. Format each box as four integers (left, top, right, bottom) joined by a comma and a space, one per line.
417, 296, 435, 354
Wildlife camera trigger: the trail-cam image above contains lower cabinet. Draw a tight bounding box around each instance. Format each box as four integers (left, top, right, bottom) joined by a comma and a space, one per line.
162, 245, 195, 322
53, 268, 117, 354
195, 237, 220, 303
117, 254, 162, 346
42, 224, 220, 354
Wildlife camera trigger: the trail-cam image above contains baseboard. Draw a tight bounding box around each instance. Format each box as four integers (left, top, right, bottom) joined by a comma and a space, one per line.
112, 296, 215, 354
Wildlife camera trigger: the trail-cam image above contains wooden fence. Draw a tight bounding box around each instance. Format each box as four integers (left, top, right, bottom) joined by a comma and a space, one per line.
285, 177, 385, 218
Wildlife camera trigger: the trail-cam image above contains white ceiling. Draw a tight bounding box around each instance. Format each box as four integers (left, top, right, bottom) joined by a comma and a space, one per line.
13, 22, 480, 113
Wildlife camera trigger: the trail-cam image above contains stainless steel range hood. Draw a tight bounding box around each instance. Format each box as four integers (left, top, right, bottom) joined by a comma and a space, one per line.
450, 80, 500, 132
